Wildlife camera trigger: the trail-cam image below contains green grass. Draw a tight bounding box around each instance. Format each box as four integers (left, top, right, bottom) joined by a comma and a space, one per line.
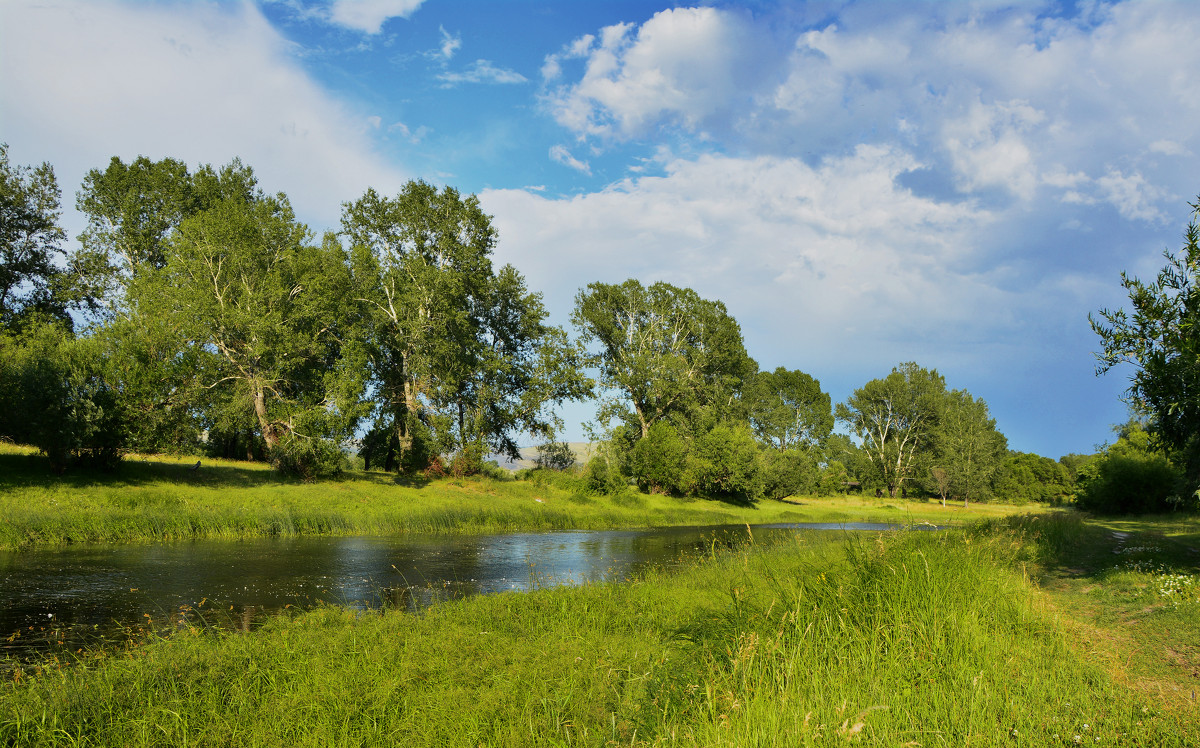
0, 443, 1039, 550
2, 514, 1195, 746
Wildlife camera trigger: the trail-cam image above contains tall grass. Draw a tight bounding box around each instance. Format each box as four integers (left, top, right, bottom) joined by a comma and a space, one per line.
2, 516, 1190, 746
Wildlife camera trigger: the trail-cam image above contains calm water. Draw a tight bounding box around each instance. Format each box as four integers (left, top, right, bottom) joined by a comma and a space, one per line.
0, 522, 910, 659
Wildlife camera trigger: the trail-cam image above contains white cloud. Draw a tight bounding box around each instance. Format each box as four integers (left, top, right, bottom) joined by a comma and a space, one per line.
328, 0, 424, 35
549, 145, 591, 175
942, 100, 1044, 200
543, 7, 764, 139
484, 147, 1014, 374
438, 26, 462, 60
438, 60, 528, 86
0, 0, 405, 229
1095, 170, 1169, 223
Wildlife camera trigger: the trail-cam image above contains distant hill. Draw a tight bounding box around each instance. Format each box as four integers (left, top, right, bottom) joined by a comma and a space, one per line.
491, 442, 597, 471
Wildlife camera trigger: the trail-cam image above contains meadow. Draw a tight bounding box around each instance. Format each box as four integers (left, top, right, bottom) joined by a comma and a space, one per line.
0, 443, 1035, 551
2, 512, 1198, 745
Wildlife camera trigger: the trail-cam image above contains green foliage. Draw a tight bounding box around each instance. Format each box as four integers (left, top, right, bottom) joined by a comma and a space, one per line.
534, 440, 576, 471
572, 279, 755, 439
1092, 194, 1200, 491
760, 448, 818, 500
744, 367, 833, 451
688, 422, 763, 503
629, 420, 690, 494
992, 452, 1072, 505
836, 362, 946, 497
343, 183, 590, 473
928, 388, 1007, 506
1076, 423, 1186, 514
0, 144, 74, 332
0, 324, 126, 471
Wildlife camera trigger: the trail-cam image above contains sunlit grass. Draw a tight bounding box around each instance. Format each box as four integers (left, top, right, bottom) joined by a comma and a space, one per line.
0, 442, 1044, 550
2, 516, 1194, 746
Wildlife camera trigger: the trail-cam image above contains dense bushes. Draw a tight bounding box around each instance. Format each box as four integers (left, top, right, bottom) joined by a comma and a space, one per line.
1075, 423, 1193, 514
0, 324, 126, 471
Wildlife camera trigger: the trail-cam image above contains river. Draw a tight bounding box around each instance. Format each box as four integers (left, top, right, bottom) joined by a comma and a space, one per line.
0, 522, 918, 660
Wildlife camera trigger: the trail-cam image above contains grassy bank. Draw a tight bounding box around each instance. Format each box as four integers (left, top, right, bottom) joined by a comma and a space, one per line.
0, 444, 1036, 550
3, 514, 1196, 745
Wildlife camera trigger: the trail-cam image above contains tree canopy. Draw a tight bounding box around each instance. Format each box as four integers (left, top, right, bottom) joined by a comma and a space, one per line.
836, 362, 946, 497
1092, 195, 1200, 491
572, 279, 755, 438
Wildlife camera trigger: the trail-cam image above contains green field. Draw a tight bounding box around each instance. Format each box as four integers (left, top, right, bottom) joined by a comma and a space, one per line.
3, 513, 1198, 745
0, 444, 1040, 551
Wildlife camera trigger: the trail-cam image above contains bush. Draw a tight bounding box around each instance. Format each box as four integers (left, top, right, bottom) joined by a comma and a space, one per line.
688, 423, 763, 503
628, 421, 690, 494
0, 325, 126, 471
761, 449, 818, 500
1075, 452, 1182, 514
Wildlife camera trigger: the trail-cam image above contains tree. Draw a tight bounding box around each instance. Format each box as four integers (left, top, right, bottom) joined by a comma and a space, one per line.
0, 323, 125, 471
572, 279, 755, 439
836, 362, 945, 498
745, 367, 833, 452
343, 182, 589, 472
929, 389, 1007, 507
0, 144, 71, 331
1091, 195, 1200, 490
76, 156, 259, 312
134, 191, 366, 475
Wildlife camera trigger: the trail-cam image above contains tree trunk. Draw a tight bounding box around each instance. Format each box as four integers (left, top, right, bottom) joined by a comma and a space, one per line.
253, 384, 278, 450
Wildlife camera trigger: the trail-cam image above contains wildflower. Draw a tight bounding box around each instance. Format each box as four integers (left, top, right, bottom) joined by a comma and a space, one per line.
1074, 735, 1082, 744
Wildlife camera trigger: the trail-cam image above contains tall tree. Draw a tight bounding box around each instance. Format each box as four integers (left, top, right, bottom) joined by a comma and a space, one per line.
745, 367, 833, 452
76, 156, 258, 311
0, 144, 70, 331
343, 182, 589, 472
836, 362, 945, 497
929, 389, 1007, 507
1091, 195, 1200, 489
571, 279, 755, 439
134, 191, 366, 475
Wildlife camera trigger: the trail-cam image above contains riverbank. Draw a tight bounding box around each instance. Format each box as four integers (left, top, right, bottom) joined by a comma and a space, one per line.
3, 513, 1196, 745
0, 444, 1037, 550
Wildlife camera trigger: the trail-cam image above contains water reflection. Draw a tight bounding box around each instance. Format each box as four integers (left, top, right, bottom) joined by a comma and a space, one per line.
0, 522, 913, 659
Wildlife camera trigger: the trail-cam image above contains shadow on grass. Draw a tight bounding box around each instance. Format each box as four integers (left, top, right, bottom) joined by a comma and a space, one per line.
998, 511, 1200, 583
0, 451, 432, 492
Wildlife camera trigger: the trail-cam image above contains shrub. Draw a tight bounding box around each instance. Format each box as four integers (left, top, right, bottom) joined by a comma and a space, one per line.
1076, 452, 1182, 514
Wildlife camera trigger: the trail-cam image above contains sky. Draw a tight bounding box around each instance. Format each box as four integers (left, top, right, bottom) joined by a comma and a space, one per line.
3, 0, 1200, 459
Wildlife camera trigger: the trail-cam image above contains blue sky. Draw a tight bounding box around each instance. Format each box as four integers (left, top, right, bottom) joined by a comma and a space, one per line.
4, 0, 1200, 458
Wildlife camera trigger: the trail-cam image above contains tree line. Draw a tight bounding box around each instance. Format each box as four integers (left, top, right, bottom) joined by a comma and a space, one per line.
0, 145, 1106, 506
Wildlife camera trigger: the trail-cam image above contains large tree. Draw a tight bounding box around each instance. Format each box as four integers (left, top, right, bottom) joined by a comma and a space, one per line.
836, 362, 945, 497
76, 156, 259, 312
745, 367, 833, 452
0, 144, 71, 331
571, 279, 755, 439
133, 189, 366, 475
1091, 195, 1200, 488
343, 182, 589, 472
929, 389, 1007, 507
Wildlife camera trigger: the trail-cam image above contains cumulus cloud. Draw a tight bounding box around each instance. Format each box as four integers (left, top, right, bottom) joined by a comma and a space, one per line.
328, 0, 425, 35
484, 147, 1012, 372
0, 0, 405, 229
438, 60, 528, 86
542, 7, 767, 139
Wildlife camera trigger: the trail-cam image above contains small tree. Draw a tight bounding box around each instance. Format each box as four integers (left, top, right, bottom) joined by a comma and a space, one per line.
535, 440, 576, 471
